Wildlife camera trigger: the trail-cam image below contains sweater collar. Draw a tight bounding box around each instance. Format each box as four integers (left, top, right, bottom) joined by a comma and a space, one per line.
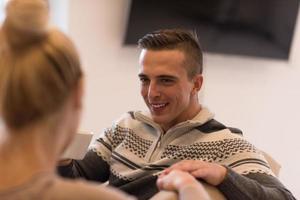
134, 106, 215, 132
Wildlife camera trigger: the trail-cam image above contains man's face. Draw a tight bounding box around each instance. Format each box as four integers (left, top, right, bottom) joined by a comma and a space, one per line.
138, 49, 202, 131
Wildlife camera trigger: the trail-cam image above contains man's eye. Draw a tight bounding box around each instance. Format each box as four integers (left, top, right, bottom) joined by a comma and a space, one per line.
139, 77, 149, 83
160, 79, 173, 84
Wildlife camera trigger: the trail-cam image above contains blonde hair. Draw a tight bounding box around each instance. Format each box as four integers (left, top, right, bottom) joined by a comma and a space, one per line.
0, 0, 82, 129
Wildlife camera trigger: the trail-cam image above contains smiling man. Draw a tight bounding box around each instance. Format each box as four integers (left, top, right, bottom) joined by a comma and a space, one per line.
58, 29, 295, 200
138, 48, 202, 132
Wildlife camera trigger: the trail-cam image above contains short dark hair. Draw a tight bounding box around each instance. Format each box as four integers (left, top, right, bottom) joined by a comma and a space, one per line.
138, 29, 203, 78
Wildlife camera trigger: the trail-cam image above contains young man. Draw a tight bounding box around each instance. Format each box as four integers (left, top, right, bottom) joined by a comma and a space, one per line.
58, 29, 295, 200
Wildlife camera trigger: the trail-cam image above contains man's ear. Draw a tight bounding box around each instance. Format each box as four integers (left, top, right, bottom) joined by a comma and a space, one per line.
192, 74, 203, 95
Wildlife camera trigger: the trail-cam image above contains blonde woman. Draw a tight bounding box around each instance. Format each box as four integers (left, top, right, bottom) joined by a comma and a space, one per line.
0, 0, 134, 199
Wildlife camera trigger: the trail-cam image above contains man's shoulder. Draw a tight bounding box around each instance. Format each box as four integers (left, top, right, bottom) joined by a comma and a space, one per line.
110, 111, 138, 127
191, 118, 253, 148
195, 119, 243, 136
48, 176, 135, 200
194, 108, 244, 139
115, 111, 143, 121
113, 110, 151, 126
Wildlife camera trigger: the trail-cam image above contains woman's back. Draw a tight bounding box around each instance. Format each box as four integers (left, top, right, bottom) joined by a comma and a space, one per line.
0, 172, 134, 200
0, 0, 134, 199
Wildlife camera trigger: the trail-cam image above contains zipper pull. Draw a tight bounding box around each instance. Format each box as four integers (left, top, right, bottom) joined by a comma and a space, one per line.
157, 140, 161, 148
158, 134, 163, 148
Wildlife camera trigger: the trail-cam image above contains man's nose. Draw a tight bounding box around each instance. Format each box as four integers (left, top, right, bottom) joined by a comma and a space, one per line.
148, 82, 161, 99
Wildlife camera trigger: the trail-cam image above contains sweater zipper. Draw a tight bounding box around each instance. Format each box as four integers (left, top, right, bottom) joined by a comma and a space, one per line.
148, 133, 163, 162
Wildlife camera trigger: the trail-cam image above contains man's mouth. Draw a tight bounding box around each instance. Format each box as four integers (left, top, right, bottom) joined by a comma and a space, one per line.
150, 103, 168, 112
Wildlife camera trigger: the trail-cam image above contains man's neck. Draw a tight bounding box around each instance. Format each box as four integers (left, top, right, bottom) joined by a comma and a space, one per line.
161, 104, 202, 132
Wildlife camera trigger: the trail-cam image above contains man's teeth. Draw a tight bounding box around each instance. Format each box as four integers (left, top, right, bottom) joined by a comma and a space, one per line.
152, 103, 166, 108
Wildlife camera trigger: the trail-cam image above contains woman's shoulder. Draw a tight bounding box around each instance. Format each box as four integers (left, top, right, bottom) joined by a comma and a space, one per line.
47, 175, 135, 200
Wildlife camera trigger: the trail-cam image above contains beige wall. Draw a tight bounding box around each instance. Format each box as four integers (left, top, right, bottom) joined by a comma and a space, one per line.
68, 0, 300, 198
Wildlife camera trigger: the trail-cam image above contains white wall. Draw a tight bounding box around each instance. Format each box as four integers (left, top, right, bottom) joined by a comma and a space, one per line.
68, 0, 300, 198
49, 0, 69, 32
0, 0, 69, 30
0, 0, 5, 22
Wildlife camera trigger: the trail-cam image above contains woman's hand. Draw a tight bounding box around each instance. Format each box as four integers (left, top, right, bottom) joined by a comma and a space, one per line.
57, 159, 72, 166
157, 169, 200, 191
160, 160, 227, 186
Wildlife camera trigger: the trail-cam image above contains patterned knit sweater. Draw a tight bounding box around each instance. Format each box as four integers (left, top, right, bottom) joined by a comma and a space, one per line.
58, 108, 295, 200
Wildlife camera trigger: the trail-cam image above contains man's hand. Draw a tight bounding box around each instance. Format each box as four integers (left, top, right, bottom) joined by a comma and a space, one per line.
160, 160, 227, 186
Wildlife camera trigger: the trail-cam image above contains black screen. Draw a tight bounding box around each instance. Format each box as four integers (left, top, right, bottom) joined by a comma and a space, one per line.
124, 0, 299, 60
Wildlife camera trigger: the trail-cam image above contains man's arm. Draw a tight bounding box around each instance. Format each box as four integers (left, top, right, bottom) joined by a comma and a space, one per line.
161, 160, 296, 200
57, 150, 110, 182
217, 167, 296, 200
57, 127, 118, 182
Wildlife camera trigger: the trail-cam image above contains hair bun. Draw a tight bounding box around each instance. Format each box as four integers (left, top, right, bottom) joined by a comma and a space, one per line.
5, 0, 49, 33
5, 0, 49, 37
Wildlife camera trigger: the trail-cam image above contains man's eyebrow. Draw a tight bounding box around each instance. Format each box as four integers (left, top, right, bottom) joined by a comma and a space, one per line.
138, 73, 147, 78
138, 74, 178, 80
157, 75, 178, 80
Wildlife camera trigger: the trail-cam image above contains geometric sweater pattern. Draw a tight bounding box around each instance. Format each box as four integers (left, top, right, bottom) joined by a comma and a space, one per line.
88, 107, 273, 198
57, 108, 299, 199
